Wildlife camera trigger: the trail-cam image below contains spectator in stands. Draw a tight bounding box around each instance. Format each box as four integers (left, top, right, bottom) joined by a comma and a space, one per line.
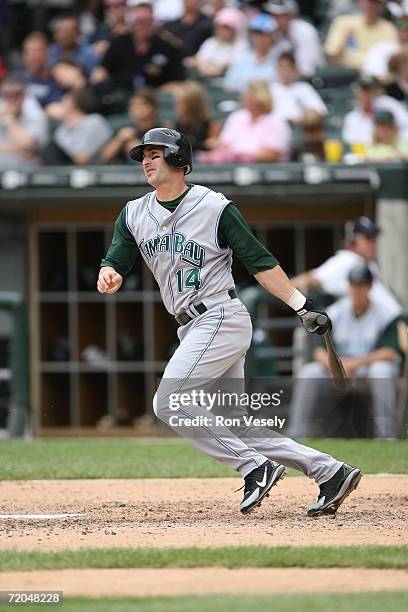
198, 80, 291, 163
93, 1, 185, 91
291, 110, 326, 162
342, 75, 408, 145
51, 60, 87, 95
42, 87, 112, 165
19, 32, 63, 109
194, 7, 246, 79
363, 13, 408, 80
292, 215, 402, 321
325, 0, 398, 70
47, 59, 122, 118
163, 0, 213, 60
88, 0, 129, 57
386, 50, 408, 106
48, 14, 101, 77
0, 76, 48, 169
47, 60, 91, 119
101, 87, 159, 162
223, 13, 289, 91
271, 51, 327, 122
365, 108, 408, 159
288, 264, 400, 439
172, 80, 220, 151
263, 0, 324, 76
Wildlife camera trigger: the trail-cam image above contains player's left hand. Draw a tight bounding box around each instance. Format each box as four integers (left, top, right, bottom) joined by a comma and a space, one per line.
296, 299, 332, 335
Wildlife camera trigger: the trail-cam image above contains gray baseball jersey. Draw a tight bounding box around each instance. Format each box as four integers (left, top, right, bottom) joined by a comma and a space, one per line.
327, 295, 397, 357
125, 184, 235, 316
103, 182, 343, 486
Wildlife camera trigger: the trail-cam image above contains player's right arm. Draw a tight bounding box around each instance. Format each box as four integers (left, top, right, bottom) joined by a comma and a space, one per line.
219, 204, 331, 335
97, 205, 139, 295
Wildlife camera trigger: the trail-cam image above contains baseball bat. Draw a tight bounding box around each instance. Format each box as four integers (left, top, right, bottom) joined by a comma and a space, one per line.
316, 314, 350, 391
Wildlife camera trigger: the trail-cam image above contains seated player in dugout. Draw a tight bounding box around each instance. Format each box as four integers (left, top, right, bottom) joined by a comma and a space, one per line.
98, 128, 362, 517
289, 264, 401, 440
292, 216, 402, 319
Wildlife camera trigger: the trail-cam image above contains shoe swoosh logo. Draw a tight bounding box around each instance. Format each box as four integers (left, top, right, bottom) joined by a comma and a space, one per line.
256, 466, 268, 488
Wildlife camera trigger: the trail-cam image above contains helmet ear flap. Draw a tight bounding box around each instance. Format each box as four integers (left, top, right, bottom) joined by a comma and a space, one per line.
165, 150, 188, 169
172, 153, 184, 164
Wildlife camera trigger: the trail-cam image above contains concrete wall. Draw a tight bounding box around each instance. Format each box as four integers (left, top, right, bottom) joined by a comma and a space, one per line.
377, 199, 408, 310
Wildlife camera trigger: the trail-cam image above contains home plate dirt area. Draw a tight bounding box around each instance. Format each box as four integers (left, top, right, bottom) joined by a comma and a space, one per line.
0, 476, 407, 597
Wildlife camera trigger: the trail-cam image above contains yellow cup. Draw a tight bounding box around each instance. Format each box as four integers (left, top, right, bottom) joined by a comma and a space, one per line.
351, 142, 367, 157
324, 139, 344, 163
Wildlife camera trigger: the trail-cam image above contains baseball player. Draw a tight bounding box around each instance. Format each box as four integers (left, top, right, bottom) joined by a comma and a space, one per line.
292, 216, 402, 320
98, 128, 361, 517
289, 264, 400, 439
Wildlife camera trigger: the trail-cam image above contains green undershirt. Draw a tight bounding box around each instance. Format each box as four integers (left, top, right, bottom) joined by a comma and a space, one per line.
101, 186, 278, 277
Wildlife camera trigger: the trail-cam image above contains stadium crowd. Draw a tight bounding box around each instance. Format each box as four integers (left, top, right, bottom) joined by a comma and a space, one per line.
1, 0, 408, 168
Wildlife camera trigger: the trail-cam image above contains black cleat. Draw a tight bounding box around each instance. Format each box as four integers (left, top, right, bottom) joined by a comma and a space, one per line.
307, 463, 362, 517
240, 460, 285, 515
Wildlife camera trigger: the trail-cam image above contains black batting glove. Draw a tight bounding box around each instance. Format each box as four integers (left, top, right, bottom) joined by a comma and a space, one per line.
296, 299, 332, 335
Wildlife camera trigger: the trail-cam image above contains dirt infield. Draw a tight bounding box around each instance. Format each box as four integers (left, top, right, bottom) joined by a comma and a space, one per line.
1, 475, 407, 550
1, 568, 407, 597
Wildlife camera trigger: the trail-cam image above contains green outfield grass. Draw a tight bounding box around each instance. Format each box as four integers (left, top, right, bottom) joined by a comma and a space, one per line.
1, 546, 407, 572
0, 439, 406, 480
32, 592, 408, 612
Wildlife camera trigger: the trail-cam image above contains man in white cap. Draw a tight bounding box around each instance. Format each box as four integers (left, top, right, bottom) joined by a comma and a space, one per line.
264, 0, 324, 76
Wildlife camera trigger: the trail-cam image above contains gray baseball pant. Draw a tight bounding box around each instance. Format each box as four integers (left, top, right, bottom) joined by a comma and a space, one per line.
153, 299, 342, 484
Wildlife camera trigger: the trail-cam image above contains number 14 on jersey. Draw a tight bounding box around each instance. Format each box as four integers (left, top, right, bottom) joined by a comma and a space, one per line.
176, 268, 201, 292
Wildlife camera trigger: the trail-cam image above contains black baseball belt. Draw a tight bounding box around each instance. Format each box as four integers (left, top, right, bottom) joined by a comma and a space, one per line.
175, 289, 238, 326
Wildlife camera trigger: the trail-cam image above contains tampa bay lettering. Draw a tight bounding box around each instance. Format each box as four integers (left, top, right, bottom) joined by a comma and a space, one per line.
140, 232, 205, 267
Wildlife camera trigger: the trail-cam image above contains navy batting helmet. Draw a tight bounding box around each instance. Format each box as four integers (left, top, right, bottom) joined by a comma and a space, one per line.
129, 128, 193, 175
348, 264, 374, 285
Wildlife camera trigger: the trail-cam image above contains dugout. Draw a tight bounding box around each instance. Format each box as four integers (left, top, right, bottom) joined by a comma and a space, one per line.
0, 161, 407, 436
